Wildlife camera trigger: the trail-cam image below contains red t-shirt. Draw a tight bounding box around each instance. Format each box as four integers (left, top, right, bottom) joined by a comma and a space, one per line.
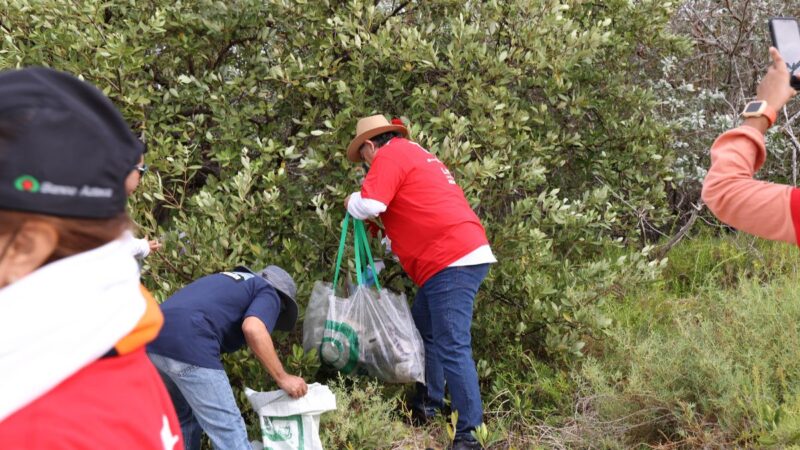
0, 349, 183, 449
361, 138, 489, 286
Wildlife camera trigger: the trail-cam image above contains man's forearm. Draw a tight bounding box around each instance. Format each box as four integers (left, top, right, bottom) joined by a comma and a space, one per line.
242, 317, 288, 382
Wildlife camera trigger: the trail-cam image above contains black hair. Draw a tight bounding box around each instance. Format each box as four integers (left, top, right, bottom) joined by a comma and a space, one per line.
369, 131, 401, 149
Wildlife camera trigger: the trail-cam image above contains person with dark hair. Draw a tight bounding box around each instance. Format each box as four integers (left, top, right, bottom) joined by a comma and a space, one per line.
343, 114, 497, 450
147, 265, 307, 450
0, 68, 182, 449
703, 48, 800, 243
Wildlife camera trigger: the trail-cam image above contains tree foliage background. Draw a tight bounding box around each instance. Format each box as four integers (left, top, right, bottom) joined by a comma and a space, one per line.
5, 0, 783, 447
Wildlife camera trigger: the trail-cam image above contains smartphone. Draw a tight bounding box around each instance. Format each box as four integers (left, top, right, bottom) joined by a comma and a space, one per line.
769, 17, 800, 89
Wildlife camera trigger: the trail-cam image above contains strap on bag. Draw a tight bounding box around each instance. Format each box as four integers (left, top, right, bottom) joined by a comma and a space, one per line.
331, 213, 350, 291
354, 217, 363, 286
354, 219, 382, 291
331, 212, 382, 292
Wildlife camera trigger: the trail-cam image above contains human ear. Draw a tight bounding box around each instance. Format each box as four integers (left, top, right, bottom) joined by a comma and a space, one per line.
363, 141, 377, 164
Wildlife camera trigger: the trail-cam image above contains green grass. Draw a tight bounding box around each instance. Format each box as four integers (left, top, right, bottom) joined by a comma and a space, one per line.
572, 231, 800, 448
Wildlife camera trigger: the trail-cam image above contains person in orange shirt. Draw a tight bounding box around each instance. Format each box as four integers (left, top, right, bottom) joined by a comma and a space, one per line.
703, 48, 800, 243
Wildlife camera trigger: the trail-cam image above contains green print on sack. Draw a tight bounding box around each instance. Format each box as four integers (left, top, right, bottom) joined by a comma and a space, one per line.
263, 415, 304, 450
320, 320, 359, 374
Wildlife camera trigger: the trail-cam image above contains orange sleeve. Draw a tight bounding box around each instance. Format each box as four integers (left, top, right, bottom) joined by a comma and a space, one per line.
114, 284, 164, 355
702, 125, 799, 244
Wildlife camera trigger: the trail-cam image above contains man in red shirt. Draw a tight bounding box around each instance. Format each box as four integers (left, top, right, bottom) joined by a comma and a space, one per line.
344, 115, 496, 450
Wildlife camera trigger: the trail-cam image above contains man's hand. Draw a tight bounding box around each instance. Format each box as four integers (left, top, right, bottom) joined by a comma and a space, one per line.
242, 317, 307, 399
276, 374, 308, 398
756, 47, 797, 111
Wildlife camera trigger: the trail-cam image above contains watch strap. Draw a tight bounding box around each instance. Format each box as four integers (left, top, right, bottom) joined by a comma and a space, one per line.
763, 105, 778, 128
742, 101, 777, 128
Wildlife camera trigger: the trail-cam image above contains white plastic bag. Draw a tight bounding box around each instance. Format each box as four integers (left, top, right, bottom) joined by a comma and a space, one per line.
245, 383, 336, 450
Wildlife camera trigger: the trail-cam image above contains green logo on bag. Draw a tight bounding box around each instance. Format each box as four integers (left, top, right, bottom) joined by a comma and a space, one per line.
320, 320, 360, 374
264, 420, 293, 441
262, 415, 304, 450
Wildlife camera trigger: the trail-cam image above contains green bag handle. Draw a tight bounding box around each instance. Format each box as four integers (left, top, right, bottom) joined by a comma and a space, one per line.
354, 218, 363, 286
354, 219, 381, 291
331, 212, 382, 292
331, 213, 350, 290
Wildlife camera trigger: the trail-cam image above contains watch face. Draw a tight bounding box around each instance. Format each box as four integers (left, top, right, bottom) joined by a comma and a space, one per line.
745, 102, 764, 113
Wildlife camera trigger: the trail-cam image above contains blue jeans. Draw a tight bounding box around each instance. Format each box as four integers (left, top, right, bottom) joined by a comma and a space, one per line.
411, 263, 490, 441
148, 353, 251, 450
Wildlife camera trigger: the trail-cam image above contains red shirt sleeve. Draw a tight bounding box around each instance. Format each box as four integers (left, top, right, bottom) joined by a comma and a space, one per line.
361, 148, 407, 205
792, 188, 800, 246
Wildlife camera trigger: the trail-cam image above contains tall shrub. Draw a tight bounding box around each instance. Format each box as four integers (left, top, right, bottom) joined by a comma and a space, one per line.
1, 0, 679, 380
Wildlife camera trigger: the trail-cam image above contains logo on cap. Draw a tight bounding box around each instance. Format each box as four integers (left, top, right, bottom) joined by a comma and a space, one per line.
14, 175, 40, 193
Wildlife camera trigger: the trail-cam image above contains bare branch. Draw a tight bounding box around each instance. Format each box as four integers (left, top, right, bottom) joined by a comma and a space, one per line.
782, 105, 800, 186
655, 202, 703, 258
210, 36, 257, 70
370, 1, 411, 34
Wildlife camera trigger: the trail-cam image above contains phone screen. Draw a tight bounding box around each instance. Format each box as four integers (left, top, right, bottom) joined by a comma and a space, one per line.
772, 18, 800, 73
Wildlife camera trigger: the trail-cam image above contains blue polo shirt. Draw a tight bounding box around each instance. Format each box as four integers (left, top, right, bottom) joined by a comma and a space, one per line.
148, 271, 282, 370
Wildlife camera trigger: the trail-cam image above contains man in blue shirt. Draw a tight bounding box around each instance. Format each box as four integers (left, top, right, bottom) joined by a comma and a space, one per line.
148, 265, 306, 450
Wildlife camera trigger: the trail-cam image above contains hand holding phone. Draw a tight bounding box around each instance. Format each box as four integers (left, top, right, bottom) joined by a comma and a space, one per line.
750, 47, 797, 121
769, 18, 800, 89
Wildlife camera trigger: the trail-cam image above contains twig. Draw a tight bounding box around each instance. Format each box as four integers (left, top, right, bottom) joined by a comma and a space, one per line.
370, 1, 411, 33
154, 249, 194, 282
782, 105, 800, 186
655, 202, 703, 258
784, 108, 800, 126
594, 175, 667, 241
211, 36, 257, 70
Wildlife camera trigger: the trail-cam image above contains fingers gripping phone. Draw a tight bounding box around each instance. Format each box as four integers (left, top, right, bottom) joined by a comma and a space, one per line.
769, 17, 800, 89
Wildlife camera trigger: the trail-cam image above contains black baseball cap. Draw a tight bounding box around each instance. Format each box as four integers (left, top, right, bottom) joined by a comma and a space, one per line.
0, 67, 144, 219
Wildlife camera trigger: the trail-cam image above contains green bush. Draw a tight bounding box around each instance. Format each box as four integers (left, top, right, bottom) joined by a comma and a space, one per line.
0, 0, 688, 443
1, 0, 682, 363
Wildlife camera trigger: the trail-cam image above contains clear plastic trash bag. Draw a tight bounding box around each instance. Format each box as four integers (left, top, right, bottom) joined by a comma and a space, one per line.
302, 214, 425, 384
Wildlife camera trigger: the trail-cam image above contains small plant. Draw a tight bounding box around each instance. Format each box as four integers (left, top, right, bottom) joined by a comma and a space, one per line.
472, 423, 504, 448
319, 375, 408, 449
283, 344, 320, 379
447, 411, 458, 442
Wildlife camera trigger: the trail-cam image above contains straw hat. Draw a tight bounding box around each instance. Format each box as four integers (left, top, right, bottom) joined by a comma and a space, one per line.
346, 114, 409, 162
